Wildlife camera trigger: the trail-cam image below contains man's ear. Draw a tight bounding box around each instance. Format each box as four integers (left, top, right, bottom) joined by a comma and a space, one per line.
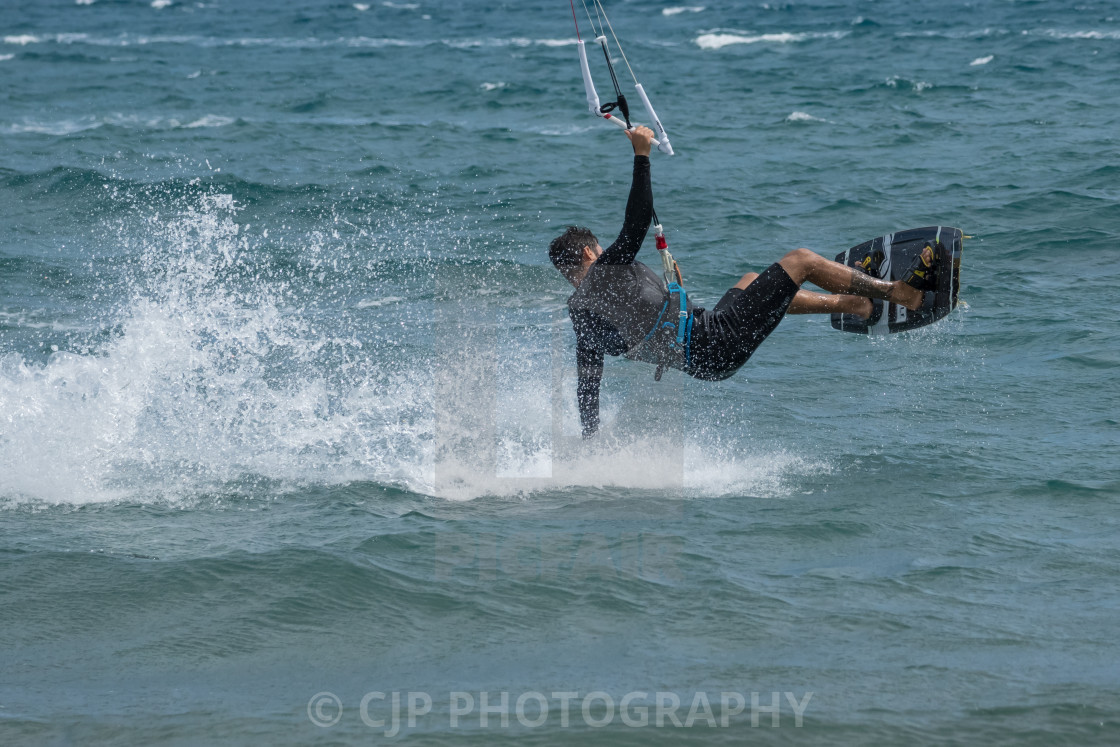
581, 245, 596, 263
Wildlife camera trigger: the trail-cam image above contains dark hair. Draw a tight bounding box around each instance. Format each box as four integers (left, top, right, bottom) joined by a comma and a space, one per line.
548, 226, 598, 271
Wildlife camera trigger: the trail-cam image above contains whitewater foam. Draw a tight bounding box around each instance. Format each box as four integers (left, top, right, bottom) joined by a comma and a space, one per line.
0, 194, 428, 505
663, 6, 705, 16
3, 114, 246, 135
0, 184, 833, 507
183, 115, 236, 129
786, 111, 828, 123
1041, 29, 1120, 40
6, 118, 103, 136
355, 296, 404, 309
695, 30, 848, 50
1, 32, 578, 50
885, 75, 932, 92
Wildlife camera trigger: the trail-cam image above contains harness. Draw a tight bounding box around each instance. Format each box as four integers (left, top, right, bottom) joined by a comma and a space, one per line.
637, 222, 693, 381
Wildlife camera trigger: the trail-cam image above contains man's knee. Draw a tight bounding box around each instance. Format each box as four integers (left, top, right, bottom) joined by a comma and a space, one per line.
778, 247, 818, 283
781, 247, 817, 267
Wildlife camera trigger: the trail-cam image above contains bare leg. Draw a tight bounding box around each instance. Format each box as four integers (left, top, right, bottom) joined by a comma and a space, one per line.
775, 248, 924, 311
735, 271, 872, 318
789, 291, 872, 318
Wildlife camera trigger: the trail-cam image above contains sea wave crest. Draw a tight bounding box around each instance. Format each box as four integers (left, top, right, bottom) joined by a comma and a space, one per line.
695, 30, 848, 50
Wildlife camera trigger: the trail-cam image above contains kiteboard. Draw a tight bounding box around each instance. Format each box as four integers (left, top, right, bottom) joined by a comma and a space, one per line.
831, 226, 964, 334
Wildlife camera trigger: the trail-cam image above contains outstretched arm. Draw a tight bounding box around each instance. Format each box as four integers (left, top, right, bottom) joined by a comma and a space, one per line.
597, 126, 656, 266
576, 335, 604, 438
571, 309, 607, 437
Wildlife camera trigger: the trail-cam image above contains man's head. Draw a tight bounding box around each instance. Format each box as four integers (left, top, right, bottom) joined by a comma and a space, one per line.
549, 226, 602, 286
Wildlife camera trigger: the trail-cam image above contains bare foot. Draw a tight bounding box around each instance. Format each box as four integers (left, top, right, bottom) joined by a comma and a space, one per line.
856, 297, 874, 319
892, 244, 935, 311
890, 281, 924, 311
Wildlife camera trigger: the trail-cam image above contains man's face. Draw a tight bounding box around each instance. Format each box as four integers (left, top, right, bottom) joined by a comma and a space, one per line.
562, 242, 603, 288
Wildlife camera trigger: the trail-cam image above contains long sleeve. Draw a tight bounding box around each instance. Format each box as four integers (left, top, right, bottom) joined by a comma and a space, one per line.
577, 315, 604, 439
568, 154, 651, 437
597, 155, 653, 266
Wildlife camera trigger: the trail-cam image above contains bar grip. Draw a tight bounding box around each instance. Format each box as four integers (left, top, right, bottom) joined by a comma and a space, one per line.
634, 83, 674, 156
576, 40, 601, 116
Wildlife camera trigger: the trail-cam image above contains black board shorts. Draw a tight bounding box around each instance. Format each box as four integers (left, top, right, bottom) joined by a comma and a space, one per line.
687, 262, 799, 381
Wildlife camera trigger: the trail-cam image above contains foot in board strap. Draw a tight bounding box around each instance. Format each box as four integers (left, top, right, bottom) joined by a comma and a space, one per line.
902, 242, 943, 292
856, 247, 887, 279
878, 242, 941, 312
852, 248, 885, 324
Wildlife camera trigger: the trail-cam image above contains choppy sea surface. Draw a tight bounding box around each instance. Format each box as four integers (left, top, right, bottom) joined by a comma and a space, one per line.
2, 0, 1119, 744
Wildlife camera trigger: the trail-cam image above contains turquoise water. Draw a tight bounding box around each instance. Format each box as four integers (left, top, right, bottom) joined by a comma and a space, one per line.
2, 0, 1119, 743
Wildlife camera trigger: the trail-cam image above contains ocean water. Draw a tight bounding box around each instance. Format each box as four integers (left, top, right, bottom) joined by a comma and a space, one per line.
2, 0, 1119, 743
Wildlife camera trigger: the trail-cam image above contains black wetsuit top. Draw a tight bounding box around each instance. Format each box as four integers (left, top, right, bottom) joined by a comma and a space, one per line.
569, 156, 800, 437
569, 155, 655, 437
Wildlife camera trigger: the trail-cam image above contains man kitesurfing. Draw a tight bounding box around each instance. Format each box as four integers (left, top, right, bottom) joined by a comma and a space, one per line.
549, 127, 940, 437
554, 0, 953, 437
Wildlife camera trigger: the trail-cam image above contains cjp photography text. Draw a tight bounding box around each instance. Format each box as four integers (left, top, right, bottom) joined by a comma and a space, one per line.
307, 690, 813, 734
